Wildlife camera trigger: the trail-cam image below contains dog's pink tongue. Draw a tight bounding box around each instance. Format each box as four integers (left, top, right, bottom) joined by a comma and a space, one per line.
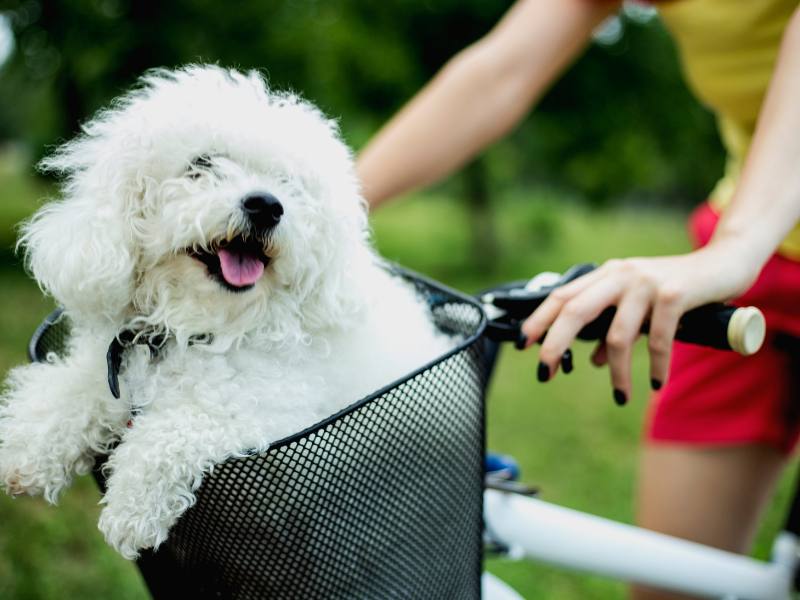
217, 248, 264, 287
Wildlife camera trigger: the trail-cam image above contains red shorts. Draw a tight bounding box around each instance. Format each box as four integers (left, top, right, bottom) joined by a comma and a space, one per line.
645, 203, 800, 454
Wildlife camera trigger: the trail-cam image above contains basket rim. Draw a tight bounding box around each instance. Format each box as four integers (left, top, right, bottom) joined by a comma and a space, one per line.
28, 267, 487, 453
265, 267, 486, 451
27, 306, 65, 363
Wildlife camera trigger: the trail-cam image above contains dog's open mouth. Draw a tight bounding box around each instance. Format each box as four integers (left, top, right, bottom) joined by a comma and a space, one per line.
189, 235, 271, 292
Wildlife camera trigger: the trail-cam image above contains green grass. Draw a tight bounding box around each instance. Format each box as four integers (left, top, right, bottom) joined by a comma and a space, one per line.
0, 162, 795, 599
0, 270, 149, 600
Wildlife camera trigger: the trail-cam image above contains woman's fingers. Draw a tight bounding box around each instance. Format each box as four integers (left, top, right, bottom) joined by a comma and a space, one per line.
533, 277, 623, 379
604, 288, 651, 405
520, 266, 605, 346
591, 341, 608, 366
647, 287, 685, 390
515, 253, 736, 402
521, 258, 678, 399
561, 349, 574, 374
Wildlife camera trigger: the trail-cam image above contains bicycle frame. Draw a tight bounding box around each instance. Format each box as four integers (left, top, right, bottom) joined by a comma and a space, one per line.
479, 271, 796, 599
483, 489, 800, 599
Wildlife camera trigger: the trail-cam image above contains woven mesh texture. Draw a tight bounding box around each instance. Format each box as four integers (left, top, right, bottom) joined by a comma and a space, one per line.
28, 308, 67, 363
30, 274, 487, 600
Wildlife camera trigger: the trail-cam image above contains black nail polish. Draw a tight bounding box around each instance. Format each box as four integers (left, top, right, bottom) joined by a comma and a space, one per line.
650, 378, 662, 391
537, 362, 550, 382
561, 349, 573, 374
515, 331, 528, 350
613, 388, 627, 406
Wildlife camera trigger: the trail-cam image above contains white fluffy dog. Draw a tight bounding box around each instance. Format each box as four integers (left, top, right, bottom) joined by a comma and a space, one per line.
0, 65, 452, 559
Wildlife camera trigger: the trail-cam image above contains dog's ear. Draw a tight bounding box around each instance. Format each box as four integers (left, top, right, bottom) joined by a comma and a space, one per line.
19, 142, 136, 324
300, 149, 375, 330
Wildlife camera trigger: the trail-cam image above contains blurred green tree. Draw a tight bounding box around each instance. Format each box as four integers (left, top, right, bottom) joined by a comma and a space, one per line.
0, 0, 724, 211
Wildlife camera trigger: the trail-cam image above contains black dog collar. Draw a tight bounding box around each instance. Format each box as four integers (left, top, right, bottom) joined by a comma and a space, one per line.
106, 330, 212, 399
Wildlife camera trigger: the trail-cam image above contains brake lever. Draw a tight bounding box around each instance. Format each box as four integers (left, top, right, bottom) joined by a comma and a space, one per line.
480, 264, 597, 343
482, 263, 596, 320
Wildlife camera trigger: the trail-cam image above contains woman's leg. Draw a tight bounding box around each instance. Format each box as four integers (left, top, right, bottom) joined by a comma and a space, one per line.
631, 442, 787, 600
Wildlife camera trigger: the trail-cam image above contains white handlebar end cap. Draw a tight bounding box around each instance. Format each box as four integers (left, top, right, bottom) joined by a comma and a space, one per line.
727, 307, 766, 356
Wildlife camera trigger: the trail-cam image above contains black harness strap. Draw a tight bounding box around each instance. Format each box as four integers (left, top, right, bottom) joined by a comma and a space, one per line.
106, 329, 168, 399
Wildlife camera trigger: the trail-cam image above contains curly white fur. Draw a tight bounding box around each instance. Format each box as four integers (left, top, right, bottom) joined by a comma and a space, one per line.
0, 65, 453, 559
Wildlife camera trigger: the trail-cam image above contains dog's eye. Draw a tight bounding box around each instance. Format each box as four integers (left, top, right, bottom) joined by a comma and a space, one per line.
187, 155, 214, 180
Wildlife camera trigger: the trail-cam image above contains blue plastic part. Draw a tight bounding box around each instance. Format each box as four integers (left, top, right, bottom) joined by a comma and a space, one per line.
484, 452, 520, 481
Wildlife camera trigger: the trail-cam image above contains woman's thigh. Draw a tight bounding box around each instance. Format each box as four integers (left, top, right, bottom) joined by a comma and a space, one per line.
631, 442, 787, 600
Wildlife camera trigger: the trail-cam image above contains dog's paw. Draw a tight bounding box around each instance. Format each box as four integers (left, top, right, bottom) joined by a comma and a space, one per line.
98, 505, 169, 560
0, 453, 59, 501
98, 495, 172, 560
2, 467, 27, 496
0, 424, 94, 502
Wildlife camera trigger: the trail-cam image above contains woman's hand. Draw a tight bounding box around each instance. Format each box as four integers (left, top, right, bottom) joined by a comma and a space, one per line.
520, 243, 761, 404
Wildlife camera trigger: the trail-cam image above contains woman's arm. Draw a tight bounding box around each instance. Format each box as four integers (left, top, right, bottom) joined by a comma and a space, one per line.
711, 8, 800, 269
521, 6, 800, 403
356, 0, 619, 208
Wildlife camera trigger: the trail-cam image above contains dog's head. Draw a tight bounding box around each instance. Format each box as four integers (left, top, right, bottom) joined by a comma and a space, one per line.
21, 66, 373, 344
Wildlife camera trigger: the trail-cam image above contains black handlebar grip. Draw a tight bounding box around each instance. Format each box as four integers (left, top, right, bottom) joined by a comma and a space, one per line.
483, 264, 766, 355
576, 304, 765, 355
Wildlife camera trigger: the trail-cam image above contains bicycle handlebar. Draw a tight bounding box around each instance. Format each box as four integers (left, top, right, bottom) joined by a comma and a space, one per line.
481, 264, 766, 356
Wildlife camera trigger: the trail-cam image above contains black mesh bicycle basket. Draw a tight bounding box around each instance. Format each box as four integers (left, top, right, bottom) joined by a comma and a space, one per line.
29, 271, 487, 600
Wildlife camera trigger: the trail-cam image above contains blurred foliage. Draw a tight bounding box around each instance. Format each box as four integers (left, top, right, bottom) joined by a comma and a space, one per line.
515, 19, 722, 206
0, 0, 723, 207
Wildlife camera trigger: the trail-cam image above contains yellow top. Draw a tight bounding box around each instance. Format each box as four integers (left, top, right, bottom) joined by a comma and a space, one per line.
658, 0, 800, 258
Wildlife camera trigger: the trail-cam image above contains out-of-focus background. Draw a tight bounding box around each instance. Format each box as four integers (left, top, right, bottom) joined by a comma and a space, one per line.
0, 2, 796, 599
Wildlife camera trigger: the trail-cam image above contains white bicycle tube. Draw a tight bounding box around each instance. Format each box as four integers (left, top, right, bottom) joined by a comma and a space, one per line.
484, 490, 798, 600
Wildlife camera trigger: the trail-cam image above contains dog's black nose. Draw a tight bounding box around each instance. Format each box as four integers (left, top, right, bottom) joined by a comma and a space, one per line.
242, 193, 283, 231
